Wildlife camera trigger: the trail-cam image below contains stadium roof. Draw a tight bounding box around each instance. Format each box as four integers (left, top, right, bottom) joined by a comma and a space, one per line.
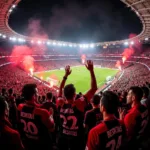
0, 0, 150, 47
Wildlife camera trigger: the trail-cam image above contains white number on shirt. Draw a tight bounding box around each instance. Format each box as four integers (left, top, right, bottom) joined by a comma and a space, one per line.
21, 119, 38, 135
106, 135, 122, 150
60, 115, 78, 130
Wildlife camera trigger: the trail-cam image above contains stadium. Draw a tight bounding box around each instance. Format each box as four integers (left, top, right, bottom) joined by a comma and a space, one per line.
0, 0, 150, 150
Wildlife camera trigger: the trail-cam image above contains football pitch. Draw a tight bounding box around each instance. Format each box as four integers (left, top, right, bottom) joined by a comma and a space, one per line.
34, 66, 118, 93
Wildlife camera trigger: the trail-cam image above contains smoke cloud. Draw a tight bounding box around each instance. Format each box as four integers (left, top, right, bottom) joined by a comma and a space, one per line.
10, 45, 35, 72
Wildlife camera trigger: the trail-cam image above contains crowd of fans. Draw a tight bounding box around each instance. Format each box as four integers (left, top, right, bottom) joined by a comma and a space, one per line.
0, 51, 150, 150
0, 59, 149, 150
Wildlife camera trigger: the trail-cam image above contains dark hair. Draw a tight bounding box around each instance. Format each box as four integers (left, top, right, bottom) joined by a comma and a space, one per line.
2, 88, 6, 94
46, 92, 53, 100
79, 92, 82, 95
142, 86, 149, 98
13, 93, 16, 98
92, 94, 101, 105
64, 84, 76, 100
101, 91, 119, 114
52, 96, 56, 104
0, 96, 6, 118
22, 84, 37, 101
42, 95, 46, 101
130, 86, 143, 102
75, 94, 81, 100
8, 88, 13, 95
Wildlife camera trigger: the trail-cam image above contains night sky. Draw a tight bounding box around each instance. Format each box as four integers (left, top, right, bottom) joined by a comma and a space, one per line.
9, 0, 142, 43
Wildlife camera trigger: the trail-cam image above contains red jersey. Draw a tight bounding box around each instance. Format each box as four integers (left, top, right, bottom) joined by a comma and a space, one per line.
18, 103, 54, 149
86, 119, 125, 150
0, 119, 24, 150
124, 104, 149, 141
58, 96, 88, 136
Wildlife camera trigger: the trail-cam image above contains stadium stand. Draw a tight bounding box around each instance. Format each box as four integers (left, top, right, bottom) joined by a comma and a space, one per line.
0, 0, 150, 149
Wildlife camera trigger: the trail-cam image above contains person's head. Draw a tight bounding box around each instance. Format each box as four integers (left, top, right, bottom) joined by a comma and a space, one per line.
13, 93, 16, 98
46, 92, 53, 101
79, 92, 82, 96
0, 96, 8, 119
8, 88, 13, 95
2, 88, 6, 95
64, 84, 76, 101
75, 94, 81, 100
100, 91, 103, 96
127, 86, 143, 105
22, 84, 38, 101
142, 86, 149, 99
42, 95, 46, 101
52, 96, 56, 104
100, 91, 119, 115
91, 94, 101, 107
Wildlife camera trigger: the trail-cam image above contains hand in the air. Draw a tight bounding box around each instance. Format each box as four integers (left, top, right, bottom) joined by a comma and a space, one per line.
65, 65, 72, 76
85, 60, 94, 71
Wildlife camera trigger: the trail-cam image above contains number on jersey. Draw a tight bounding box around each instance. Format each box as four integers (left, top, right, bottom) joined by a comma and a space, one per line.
21, 119, 38, 135
60, 114, 78, 130
106, 135, 122, 150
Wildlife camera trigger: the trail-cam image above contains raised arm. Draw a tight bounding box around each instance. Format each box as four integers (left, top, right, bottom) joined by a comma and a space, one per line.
84, 60, 97, 102
58, 65, 72, 97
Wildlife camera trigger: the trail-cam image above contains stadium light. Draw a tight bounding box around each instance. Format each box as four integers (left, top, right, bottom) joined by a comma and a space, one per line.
124, 41, 128, 45
47, 41, 50, 45
9, 9, 12, 13
18, 38, 25, 42
69, 44, 72, 47
37, 40, 41, 44
90, 44, 94, 48
18, 38, 22, 42
12, 5, 16, 8
82, 44, 86, 48
11, 37, 16, 41
2, 35, 6, 38
80, 45, 83, 48
145, 37, 149, 41
130, 41, 134, 45
58, 42, 61, 46
53, 42, 56, 45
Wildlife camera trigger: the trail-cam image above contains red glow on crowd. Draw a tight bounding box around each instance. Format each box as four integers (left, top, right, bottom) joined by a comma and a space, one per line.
115, 61, 121, 70
29, 68, 34, 75
122, 56, 126, 64
122, 48, 134, 63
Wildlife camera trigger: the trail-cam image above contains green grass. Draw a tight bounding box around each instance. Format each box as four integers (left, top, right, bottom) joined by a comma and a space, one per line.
34, 66, 118, 93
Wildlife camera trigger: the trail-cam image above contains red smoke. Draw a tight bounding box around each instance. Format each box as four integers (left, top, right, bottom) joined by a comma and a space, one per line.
122, 56, 126, 64
22, 56, 35, 72
122, 48, 134, 64
129, 33, 137, 39
10, 45, 34, 72
81, 54, 86, 64
115, 61, 121, 70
